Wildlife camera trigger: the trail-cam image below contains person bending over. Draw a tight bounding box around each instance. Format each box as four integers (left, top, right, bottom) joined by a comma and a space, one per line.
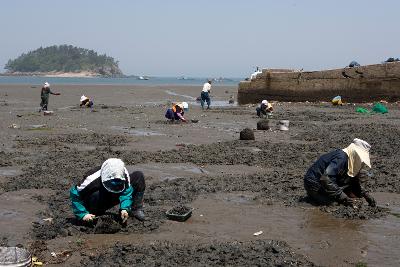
70, 158, 146, 223
304, 138, 376, 207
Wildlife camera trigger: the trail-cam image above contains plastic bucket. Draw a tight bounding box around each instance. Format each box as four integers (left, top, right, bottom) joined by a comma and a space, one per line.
0, 247, 32, 267
279, 120, 289, 131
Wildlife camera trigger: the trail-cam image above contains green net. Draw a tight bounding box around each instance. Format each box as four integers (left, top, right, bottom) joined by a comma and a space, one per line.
356, 107, 370, 114
372, 103, 388, 114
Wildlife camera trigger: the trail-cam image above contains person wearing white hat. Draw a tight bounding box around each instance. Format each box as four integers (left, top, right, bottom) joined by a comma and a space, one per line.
69, 158, 147, 223
304, 138, 376, 207
165, 102, 188, 122
256, 100, 273, 117
200, 80, 212, 110
79, 95, 94, 108
39, 82, 60, 111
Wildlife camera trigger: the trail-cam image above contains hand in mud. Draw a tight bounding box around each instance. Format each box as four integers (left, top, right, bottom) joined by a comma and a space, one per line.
82, 213, 96, 222
121, 210, 129, 223
342, 197, 355, 207
364, 194, 377, 207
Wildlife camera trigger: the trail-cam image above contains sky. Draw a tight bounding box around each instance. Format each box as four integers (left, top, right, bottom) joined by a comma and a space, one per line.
0, 0, 399, 77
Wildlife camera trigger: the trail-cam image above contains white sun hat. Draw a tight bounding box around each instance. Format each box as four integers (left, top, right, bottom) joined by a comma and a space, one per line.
352, 138, 371, 152
80, 95, 89, 102
100, 158, 128, 193
44, 82, 50, 88
261, 100, 268, 105
182, 102, 189, 111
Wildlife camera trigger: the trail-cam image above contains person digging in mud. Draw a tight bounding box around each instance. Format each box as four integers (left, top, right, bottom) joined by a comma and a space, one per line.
304, 138, 376, 208
80, 95, 94, 108
70, 158, 146, 223
256, 100, 273, 117
165, 102, 188, 122
39, 82, 60, 111
200, 80, 212, 110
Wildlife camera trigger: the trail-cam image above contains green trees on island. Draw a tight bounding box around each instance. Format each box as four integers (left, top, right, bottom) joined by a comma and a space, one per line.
5, 45, 123, 76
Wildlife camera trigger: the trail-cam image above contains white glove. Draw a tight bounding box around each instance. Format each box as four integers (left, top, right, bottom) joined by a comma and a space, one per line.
121, 210, 129, 223
82, 214, 96, 222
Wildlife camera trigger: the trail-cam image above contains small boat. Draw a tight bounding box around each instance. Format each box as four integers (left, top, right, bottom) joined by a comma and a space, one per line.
138, 76, 150, 80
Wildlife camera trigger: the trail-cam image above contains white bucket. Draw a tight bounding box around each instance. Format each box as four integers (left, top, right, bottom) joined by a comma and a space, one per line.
0, 247, 32, 267
279, 120, 289, 131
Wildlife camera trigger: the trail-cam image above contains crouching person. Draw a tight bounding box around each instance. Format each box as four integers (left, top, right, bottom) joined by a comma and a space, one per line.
80, 95, 94, 108
304, 138, 376, 207
70, 158, 146, 223
256, 100, 273, 117
165, 102, 188, 122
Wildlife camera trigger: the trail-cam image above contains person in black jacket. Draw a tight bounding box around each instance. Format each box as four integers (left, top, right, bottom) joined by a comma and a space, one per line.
304, 138, 376, 207
70, 158, 146, 223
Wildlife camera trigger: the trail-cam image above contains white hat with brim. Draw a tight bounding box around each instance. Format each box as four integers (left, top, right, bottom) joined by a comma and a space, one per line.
182, 102, 189, 111
80, 95, 89, 102
44, 82, 50, 88
353, 138, 371, 152
261, 100, 268, 105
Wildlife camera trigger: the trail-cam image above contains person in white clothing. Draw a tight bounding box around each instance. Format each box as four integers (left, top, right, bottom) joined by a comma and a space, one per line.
200, 80, 212, 110
250, 67, 262, 80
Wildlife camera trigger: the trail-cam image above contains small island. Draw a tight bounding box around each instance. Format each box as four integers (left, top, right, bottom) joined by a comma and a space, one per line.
3, 45, 124, 77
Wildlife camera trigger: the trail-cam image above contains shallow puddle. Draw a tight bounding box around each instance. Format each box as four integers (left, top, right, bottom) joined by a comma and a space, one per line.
0, 167, 22, 177
160, 192, 400, 267
165, 90, 196, 100
130, 163, 262, 182
111, 126, 165, 136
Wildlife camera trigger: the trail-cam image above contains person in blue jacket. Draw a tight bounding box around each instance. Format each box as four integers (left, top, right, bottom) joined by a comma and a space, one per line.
304, 138, 376, 207
69, 158, 146, 223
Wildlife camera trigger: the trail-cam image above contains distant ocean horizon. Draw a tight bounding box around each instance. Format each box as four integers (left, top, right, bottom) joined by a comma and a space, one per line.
0, 76, 242, 86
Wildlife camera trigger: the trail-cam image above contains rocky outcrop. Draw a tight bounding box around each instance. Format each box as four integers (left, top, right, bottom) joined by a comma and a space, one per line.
238, 62, 400, 104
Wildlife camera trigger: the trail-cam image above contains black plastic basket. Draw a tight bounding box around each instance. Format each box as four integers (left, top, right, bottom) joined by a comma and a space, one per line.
166, 206, 193, 222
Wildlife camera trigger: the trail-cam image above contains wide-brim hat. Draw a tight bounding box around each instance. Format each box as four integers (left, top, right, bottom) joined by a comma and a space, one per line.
182, 102, 189, 111
80, 95, 88, 102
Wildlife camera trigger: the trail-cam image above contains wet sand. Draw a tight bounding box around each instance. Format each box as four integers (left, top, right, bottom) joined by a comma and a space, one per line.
0, 84, 399, 266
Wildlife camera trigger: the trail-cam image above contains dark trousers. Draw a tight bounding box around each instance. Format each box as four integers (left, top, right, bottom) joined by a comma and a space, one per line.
304, 179, 334, 205
201, 91, 211, 109
304, 177, 362, 205
40, 97, 49, 110
84, 171, 145, 215
256, 107, 267, 117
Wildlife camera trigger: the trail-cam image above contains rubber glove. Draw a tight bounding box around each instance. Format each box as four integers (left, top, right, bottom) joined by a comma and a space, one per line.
121, 210, 129, 223
82, 214, 96, 222
364, 193, 376, 207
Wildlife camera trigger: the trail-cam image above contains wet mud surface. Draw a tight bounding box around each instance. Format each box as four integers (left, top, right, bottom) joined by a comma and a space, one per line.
0, 84, 400, 266
81, 240, 316, 266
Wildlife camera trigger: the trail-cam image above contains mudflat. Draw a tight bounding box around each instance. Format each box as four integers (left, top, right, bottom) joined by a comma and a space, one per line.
0, 83, 399, 266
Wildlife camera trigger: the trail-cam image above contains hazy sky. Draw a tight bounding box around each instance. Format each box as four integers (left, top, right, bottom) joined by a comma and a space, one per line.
1, 0, 399, 77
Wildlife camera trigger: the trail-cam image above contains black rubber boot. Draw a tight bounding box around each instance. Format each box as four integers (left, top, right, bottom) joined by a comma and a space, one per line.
132, 192, 145, 221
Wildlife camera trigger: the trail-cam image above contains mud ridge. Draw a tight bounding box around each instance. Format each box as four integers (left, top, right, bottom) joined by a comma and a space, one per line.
80, 240, 317, 266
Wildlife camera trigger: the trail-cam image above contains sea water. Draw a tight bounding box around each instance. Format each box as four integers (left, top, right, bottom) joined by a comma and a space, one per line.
0, 76, 241, 86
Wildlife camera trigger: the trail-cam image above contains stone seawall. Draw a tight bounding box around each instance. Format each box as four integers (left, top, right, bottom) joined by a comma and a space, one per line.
238, 62, 400, 104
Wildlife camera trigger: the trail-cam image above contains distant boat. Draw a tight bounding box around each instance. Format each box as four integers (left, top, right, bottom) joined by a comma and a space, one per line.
177, 76, 194, 80
138, 76, 149, 80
